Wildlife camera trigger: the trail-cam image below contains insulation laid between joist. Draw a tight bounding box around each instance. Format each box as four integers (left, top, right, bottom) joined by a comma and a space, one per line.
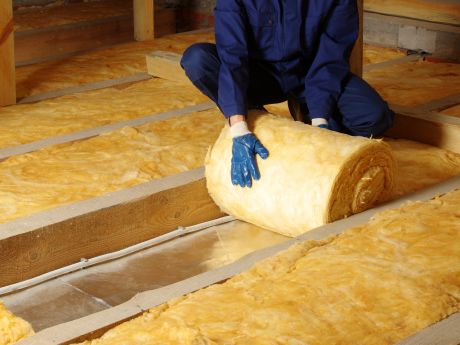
0, 109, 224, 224
72, 188, 460, 345
0, 302, 34, 345
206, 113, 396, 237
0, 78, 208, 149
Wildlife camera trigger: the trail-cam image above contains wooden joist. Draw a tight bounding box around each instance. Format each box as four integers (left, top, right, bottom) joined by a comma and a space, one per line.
0, 0, 16, 106
15, 6, 175, 67
0, 168, 223, 287
387, 105, 460, 155
15, 15, 134, 67
414, 92, 460, 113
398, 313, 460, 345
133, 0, 154, 41
350, 0, 364, 77
146, 51, 191, 84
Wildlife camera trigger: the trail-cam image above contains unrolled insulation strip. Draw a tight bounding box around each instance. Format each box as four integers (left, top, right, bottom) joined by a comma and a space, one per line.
17, 73, 153, 104
0, 101, 216, 160
0, 215, 235, 295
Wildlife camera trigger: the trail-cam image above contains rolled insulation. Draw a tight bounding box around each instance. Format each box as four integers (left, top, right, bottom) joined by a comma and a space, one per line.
0, 302, 34, 345
206, 113, 396, 237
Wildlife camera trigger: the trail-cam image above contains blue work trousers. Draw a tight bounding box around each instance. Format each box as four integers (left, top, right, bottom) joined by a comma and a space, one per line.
181, 43, 394, 137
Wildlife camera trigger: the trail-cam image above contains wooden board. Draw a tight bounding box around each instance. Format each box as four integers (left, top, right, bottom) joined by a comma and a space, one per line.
350, 0, 364, 77
398, 313, 460, 345
0, 0, 16, 106
363, 53, 422, 72
15, 16, 134, 66
133, 0, 154, 41
17, 175, 460, 345
364, 0, 460, 26
415, 92, 460, 112
387, 106, 460, 155
0, 168, 224, 287
15, 7, 175, 67
146, 51, 191, 84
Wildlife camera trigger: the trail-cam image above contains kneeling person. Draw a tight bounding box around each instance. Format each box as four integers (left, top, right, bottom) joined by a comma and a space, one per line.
181, 0, 394, 187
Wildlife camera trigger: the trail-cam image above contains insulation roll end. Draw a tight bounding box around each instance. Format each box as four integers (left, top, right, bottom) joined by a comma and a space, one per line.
205, 113, 396, 237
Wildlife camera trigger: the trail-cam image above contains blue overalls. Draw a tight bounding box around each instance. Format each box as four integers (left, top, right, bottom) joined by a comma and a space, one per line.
181, 0, 394, 137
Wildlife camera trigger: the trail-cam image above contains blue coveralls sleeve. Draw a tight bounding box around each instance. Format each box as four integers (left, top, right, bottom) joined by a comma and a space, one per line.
304, 0, 358, 120
214, 0, 249, 118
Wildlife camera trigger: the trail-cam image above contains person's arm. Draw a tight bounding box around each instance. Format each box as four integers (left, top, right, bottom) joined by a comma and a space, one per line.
214, 0, 269, 188
304, 0, 358, 126
214, 0, 249, 120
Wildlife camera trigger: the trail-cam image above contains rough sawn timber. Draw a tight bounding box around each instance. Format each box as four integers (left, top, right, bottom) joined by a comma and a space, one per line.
0, 168, 223, 287
0, 0, 16, 106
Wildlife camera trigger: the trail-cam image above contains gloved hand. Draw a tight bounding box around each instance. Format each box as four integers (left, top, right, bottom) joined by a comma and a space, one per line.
312, 117, 329, 129
230, 122, 269, 188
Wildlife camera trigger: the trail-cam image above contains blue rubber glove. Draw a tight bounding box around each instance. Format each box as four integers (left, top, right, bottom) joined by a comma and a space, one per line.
231, 133, 269, 188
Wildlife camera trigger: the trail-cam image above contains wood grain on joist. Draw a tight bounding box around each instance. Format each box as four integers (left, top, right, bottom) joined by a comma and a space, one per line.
0, 19, 13, 46
133, 0, 154, 41
387, 105, 460, 155
15, 7, 176, 67
15, 15, 134, 66
146, 51, 191, 84
0, 168, 223, 287
0, 0, 16, 106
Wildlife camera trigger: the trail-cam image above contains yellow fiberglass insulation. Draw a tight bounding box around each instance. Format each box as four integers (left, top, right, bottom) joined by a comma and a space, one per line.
74, 188, 460, 345
385, 137, 460, 197
0, 78, 208, 149
0, 302, 34, 345
0, 110, 224, 224
206, 113, 397, 237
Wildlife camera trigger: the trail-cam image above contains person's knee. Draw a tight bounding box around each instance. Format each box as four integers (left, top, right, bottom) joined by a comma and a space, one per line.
181, 43, 216, 81
371, 102, 394, 137
348, 102, 394, 137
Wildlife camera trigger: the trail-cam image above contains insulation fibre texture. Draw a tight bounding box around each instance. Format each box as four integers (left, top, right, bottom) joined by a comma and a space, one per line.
206, 113, 396, 237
